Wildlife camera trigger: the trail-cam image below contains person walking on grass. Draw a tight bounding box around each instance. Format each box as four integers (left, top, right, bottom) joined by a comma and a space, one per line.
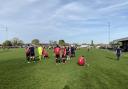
38, 44, 43, 62
87, 46, 90, 52
25, 44, 30, 63
116, 46, 122, 61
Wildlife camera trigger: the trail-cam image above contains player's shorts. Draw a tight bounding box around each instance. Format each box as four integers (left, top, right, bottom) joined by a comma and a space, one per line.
62, 54, 66, 58
116, 53, 120, 57
26, 53, 30, 57
71, 51, 75, 54
45, 55, 48, 57
55, 54, 60, 58
66, 52, 69, 55
30, 52, 35, 56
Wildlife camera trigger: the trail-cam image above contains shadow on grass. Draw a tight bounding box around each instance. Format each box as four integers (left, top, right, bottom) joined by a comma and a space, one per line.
63, 85, 70, 89
106, 57, 116, 61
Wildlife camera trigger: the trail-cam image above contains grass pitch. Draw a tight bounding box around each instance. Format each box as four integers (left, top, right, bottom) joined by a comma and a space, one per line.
0, 48, 128, 89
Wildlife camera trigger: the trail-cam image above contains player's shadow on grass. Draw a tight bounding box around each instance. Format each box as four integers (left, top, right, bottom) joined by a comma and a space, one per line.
63, 85, 70, 89
106, 57, 116, 61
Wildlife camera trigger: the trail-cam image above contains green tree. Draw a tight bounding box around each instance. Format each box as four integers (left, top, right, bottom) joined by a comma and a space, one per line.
32, 39, 40, 45
3, 40, 12, 46
59, 40, 65, 46
11, 37, 24, 46
18, 40, 24, 46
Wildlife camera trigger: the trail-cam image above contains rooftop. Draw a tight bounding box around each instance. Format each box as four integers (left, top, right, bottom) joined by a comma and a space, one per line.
114, 37, 128, 42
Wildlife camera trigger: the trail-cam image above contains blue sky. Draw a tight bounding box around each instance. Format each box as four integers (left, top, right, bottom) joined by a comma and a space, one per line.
0, 0, 128, 44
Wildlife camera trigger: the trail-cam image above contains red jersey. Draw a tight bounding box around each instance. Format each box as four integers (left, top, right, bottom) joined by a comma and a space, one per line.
54, 47, 61, 55
61, 48, 66, 56
78, 56, 85, 66
42, 48, 48, 56
43, 51, 48, 56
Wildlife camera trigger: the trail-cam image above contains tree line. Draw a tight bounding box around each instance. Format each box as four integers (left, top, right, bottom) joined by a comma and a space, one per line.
2, 37, 24, 47
1, 38, 66, 47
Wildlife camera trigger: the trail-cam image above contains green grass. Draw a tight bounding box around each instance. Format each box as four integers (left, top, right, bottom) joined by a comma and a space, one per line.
0, 48, 128, 89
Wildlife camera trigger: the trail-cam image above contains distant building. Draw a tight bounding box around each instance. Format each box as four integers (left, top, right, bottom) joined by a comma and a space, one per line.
113, 37, 128, 51
80, 44, 89, 48
96, 44, 110, 49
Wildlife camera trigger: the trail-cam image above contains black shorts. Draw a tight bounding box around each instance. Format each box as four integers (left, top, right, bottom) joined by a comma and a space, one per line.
30, 52, 35, 56
62, 55, 66, 58
116, 54, 120, 57
66, 52, 69, 55
56, 54, 60, 58
26, 53, 30, 57
44, 55, 48, 57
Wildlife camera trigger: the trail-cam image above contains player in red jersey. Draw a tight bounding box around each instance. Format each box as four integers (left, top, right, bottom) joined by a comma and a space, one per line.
61, 46, 67, 64
42, 47, 49, 59
54, 45, 61, 64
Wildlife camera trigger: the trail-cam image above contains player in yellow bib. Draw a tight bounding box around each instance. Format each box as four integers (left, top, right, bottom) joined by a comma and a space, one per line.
38, 45, 43, 62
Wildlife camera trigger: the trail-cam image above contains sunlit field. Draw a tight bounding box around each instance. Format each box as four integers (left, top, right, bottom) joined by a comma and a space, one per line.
0, 48, 128, 89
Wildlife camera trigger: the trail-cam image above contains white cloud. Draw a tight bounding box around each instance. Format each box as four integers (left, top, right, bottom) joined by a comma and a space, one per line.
0, 0, 128, 43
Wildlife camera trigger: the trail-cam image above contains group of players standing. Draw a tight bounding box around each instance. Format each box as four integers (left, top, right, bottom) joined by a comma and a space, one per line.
54, 45, 76, 64
25, 44, 76, 64
25, 44, 36, 63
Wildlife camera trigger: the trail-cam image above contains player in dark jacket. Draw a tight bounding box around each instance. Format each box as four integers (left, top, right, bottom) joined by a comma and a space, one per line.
29, 45, 35, 62
116, 46, 122, 60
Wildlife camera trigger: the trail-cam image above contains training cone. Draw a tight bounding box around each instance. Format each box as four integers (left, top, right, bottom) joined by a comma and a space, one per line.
78, 56, 85, 66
